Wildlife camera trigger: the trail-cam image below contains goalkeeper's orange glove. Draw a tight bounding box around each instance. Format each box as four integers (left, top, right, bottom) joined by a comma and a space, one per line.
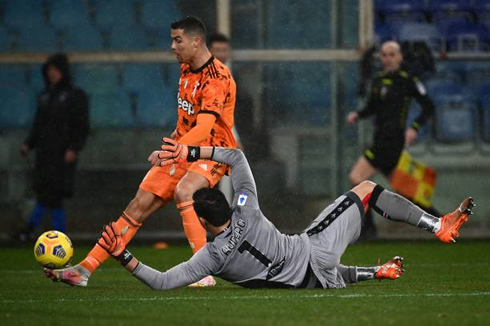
97, 222, 133, 266
157, 137, 200, 166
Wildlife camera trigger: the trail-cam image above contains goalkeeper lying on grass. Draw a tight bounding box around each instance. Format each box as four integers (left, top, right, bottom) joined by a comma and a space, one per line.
46, 138, 474, 289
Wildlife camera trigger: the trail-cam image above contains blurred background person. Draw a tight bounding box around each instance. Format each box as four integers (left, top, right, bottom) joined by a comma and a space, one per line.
346, 41, 435, 240
16, 53, 89, 241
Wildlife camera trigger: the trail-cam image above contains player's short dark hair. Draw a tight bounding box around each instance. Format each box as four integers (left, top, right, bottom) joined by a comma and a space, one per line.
171, 16, 207, 38
209, 33, 230, 45
193, 188, 232, 227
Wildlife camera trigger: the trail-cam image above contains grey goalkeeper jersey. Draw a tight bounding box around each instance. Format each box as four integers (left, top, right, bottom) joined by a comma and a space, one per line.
132, 148, 311, 289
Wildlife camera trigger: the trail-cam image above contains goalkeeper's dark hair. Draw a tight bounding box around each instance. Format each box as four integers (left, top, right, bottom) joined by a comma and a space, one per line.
193, 188, 232, 227
171, 16, 207, 38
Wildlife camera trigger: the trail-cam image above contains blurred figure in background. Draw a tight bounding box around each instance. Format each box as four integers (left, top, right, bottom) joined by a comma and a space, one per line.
209, 33, 247, 203
346, 41, 435, 240
17, 53, 89, 240
209, 33, 258, 159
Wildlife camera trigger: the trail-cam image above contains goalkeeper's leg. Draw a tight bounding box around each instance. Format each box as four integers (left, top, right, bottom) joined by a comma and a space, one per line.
47, 189, 165, 287
353, 181, 474, 242
338, 256, 405, 283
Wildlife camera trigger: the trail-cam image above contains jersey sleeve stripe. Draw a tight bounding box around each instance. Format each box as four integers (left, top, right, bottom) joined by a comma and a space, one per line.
199, 110, 220, 119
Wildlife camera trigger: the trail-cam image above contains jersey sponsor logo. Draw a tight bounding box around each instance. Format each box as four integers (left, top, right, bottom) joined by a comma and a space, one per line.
238, 193, 248, 206
415, 81, 427, 95
178, 96, 195, 115
221, 218, 246, 255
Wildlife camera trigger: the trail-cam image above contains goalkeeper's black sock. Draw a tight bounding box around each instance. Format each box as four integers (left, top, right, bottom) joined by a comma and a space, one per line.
369, 185, 441, 234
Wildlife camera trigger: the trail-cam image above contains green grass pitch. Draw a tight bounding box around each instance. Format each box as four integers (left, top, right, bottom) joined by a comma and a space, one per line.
1, 241, 489, 326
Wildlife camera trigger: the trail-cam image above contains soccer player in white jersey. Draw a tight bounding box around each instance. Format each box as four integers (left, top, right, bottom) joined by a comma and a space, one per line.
47, 139, 474, 289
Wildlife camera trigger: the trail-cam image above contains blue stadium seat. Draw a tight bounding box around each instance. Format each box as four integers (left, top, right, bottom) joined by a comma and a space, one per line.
48, 0, 91, 29
122, 64, 165, 93
379, 0, 426, 24
0, 87, 35, 129
435, 61, 465, 82
107, 25, 149, 51
63, 26, 104, 52
446, 22, 488, 52
266, 0, 332, 48
429, 0, 472, 16
482, 95, 490, 142
473, 0, 490, 13
431, 67, 462, 83
397, 23, 443, 51
375, 23, 395, 43
433, 15, 469, 35
434, 96, 476, 142
0, 65, 26, 88
0, 27, 11, 52
4, 0, 45, 28
75, 64, 119, 93
465, 82, 490, 105
90, 90, 135, 128
464, 61, 490, 82
425, 80, 463, 102
94, 0, 136, 30
266, 63, 331, 126
136, 88, 177, 128
16, 26, 60, 52
140, 0, 180, 29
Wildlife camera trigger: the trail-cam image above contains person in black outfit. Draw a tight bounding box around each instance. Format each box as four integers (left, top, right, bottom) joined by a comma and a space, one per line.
346, 41, 435, 239
18, 53, 89, 239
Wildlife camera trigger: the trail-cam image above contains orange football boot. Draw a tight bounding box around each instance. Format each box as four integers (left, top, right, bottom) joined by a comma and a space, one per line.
436, 197, 474, 243
376, 256, 404, 280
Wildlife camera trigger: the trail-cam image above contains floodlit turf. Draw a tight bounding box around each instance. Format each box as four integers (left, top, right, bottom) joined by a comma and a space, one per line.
1, 241, 489, 326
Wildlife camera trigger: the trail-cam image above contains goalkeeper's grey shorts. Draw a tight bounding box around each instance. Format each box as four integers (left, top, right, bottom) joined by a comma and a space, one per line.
303, 192, 364, 289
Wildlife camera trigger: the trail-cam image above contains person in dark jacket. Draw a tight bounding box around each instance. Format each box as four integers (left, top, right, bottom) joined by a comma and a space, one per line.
18, 53, 89, 239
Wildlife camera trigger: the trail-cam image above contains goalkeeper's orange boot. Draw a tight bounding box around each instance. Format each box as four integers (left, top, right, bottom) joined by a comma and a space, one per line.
436, 197, 474, 244
188, 275, 216, 287
375, 256, 404, 280
44, 264, 90, 287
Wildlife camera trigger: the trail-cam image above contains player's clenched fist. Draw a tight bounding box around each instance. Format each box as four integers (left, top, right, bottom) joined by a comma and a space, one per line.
97, 222, 126, 257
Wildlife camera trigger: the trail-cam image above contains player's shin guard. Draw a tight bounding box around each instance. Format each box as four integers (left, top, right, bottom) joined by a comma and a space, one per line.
80, 212, 141, 273
177, 201, 207, 254
368, 185, 441, 233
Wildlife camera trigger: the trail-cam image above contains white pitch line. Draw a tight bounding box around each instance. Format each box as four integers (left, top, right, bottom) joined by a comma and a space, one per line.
1, 292, 490, 304
2, 262, 489, 274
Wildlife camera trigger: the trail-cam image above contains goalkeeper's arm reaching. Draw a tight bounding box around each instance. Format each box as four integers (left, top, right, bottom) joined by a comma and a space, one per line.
97, 222, 220, 290
149, 137, 259, 209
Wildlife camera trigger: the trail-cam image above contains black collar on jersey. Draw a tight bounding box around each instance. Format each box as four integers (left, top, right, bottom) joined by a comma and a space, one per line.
190, 56, 215, 74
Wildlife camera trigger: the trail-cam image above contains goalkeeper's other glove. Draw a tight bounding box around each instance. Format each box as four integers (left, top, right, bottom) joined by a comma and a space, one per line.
97, 222, 133, 266
157, 137, 200, 166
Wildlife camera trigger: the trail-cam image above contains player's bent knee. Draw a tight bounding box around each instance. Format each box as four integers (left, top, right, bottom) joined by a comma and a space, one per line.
351, 180, 377, 200
174, 182, 194, 203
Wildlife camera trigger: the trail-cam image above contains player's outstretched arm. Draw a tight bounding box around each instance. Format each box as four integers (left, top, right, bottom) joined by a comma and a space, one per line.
152, 138, 258, 207
97, 222, 219, 290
